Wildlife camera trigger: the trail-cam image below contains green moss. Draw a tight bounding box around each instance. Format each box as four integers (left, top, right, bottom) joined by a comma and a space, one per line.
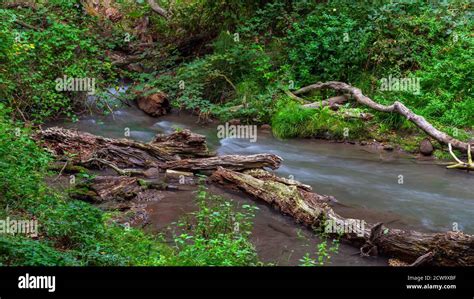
271, 99, 368, 140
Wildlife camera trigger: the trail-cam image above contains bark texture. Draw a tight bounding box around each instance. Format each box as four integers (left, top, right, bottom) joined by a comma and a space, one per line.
210, 167, 474, 266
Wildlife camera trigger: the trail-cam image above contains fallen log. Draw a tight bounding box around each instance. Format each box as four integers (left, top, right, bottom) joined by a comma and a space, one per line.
210, 167, 474, 266
36, 127, 213, 168
151, 129, 212, 158
38, 128, 280, 174
292, 81, 471, 153
447, 143, 474, 171
162, 154, 283, 172
71, 176, 145, 203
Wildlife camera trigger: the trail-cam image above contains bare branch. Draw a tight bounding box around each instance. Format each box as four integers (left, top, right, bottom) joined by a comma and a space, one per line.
147, 0, 168, 18
293, 81, 471, 152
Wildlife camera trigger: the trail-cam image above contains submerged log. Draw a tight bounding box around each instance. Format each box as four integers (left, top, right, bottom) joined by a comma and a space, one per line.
210, 167, 474, 266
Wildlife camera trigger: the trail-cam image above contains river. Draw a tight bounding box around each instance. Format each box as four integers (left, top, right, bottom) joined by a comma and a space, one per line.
49, 104, 473, 266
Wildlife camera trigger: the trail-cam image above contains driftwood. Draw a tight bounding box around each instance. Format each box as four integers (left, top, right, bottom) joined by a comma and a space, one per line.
162, 154, 283, 172
37, 127, 212, 167
210, 167, 474, 266
291, 81, 471, 153
38, 128, 280, 173
151, 129, 212, 158
447, 143, 474, 171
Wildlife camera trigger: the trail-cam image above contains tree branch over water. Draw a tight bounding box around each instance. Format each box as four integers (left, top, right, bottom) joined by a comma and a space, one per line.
291, 81, 471, 153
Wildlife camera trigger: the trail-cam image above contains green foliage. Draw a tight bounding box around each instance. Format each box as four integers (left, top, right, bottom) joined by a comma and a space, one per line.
170, 181, 259, 266
271, 99, 368, 140
285, 4, 370, 85
0, 104, 51, 207
0, 4, 115, 122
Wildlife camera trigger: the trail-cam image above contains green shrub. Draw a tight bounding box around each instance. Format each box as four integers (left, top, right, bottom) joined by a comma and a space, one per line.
272, 99, 368, 140
170, 181, 259, 266
0, 5, 115, 122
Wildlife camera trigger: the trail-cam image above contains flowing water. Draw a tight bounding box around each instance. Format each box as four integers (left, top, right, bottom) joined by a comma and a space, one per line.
49, 104, 473, 266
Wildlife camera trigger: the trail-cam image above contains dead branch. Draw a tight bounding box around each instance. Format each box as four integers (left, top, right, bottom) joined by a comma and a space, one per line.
147, 0, 168, 18
293, 81, 471, 152
447, 143, 474, 170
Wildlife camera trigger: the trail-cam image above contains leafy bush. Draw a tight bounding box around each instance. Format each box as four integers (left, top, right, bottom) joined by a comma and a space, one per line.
170, 181, 259, 266
285, 5, 370, 85
272, 99, 368, 140
0, 4, 115, 122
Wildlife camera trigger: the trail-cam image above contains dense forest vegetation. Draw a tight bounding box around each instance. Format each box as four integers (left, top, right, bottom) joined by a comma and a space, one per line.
0, 0, 472, 266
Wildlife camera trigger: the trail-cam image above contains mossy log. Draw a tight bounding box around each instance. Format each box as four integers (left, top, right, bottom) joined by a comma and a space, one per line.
210, 167, 474, 266
71, 176, 145, 202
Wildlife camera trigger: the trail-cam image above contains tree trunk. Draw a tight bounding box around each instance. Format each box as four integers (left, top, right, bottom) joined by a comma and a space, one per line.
210, 167, 474, 266
162, 154, 282, 172
37, 128, 281, 172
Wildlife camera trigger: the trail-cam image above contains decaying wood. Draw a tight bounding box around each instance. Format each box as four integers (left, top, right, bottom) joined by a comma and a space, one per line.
83, 158, 146, 176
72, 176, 145, 202
37, 127, 216, 167
37, 127, 175, 168
39, 128, 281, 174
292, 81, 471, 153
210, 167, 474, 266
151, 129, 212, 158
162, 154, 283, 172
